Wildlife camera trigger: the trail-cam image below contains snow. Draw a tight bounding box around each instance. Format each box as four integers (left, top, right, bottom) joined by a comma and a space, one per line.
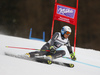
0, 34, 100, 75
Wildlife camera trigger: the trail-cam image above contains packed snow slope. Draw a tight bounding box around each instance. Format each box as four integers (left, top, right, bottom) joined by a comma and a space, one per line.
0, 34, 100, 75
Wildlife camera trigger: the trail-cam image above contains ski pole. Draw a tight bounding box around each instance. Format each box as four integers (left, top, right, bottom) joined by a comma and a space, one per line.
6, 46, 40, 50
6, 46, 50, 52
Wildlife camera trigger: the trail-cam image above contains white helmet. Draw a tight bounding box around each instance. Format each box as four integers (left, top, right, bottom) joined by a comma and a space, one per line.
61, 26, 72, 35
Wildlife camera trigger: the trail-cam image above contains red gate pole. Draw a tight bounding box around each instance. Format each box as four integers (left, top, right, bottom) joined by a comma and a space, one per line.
74, 0, 79, 54
51, 0, 57, 39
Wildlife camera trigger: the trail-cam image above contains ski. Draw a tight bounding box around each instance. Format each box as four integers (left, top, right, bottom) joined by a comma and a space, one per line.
52, 60, 74, 68
5, 52, 74, 68
35, 58, 74, 68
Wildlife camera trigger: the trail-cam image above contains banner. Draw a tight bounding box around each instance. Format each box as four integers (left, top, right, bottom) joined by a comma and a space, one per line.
54, 3, 77, 25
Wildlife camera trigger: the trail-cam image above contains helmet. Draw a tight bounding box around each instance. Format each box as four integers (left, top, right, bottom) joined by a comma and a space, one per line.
61, 26, 72, 35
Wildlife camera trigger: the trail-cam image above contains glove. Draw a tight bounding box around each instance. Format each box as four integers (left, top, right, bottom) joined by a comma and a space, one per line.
70, 53, 76, 61
49, 46, 56, 54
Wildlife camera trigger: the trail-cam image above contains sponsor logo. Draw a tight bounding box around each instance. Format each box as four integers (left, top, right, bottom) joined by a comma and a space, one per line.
57, 5, 76, 19
58, 17, 70, 23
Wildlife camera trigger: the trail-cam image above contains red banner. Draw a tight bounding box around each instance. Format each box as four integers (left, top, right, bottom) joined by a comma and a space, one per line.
54, 3, 77, 25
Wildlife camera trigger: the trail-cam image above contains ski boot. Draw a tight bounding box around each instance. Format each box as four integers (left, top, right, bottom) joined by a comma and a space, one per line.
45, 55, 53, 64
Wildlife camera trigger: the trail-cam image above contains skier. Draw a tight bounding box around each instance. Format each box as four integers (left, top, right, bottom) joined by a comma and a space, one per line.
26, 26, 76, 63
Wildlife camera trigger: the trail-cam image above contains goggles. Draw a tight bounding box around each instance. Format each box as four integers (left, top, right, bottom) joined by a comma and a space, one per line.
65, 31, 71, 35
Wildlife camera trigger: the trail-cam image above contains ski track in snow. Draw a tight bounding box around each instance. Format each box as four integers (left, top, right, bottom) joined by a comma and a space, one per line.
0, 34, 100, 75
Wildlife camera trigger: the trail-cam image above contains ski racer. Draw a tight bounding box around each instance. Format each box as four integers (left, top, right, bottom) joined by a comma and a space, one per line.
26, 26, 76, 63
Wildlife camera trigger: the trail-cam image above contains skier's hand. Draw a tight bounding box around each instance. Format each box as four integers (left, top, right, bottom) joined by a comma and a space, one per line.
70, 53, 76, 61
49, 46, 56, 54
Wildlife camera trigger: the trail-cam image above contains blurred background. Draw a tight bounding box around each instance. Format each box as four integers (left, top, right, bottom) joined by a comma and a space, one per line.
0, 0, 100, 50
